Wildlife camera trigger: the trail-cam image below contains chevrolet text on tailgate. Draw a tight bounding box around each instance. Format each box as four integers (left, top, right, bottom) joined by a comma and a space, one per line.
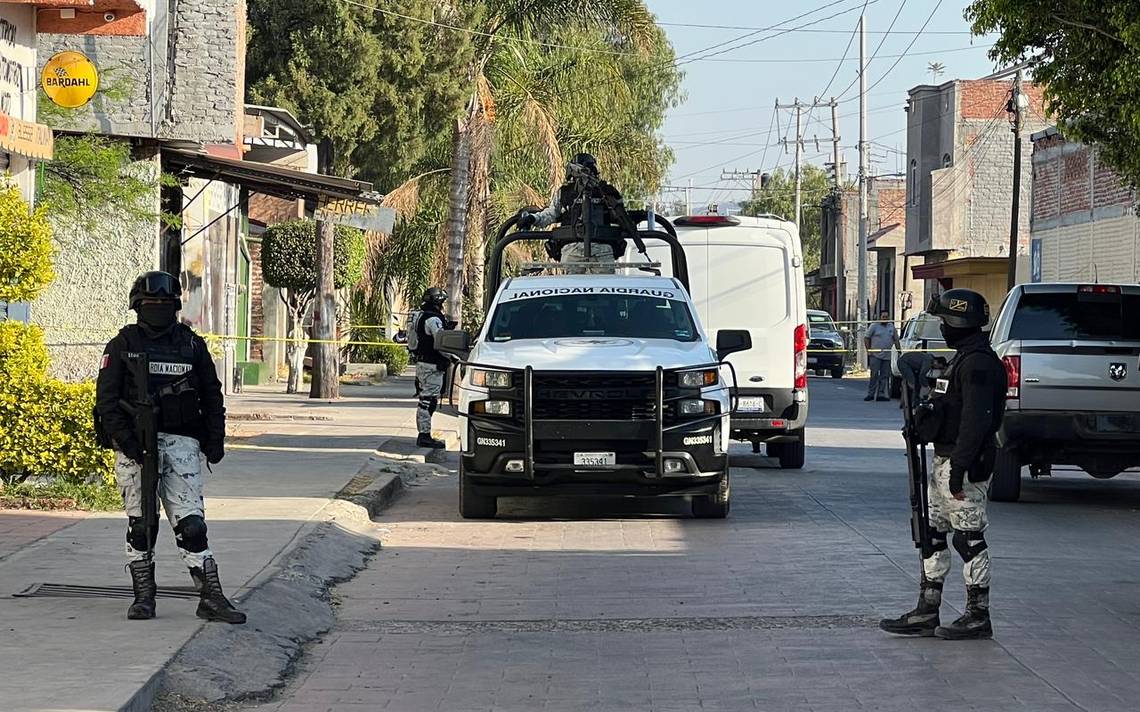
435, 213, 752, 520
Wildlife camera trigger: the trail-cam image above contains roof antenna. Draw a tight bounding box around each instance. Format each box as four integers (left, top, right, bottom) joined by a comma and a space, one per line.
1093, 263, 1099, 283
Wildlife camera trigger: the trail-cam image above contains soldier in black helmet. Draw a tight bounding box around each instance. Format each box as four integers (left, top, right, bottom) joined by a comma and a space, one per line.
94, 271, 245, 624
880, 288, 1006, 640
408, 287, 452, 448
518, 153, 627, 273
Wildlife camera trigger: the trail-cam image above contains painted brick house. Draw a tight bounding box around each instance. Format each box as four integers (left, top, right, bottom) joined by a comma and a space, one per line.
1029, 128, 1138, 284
904, 78, 1048, 309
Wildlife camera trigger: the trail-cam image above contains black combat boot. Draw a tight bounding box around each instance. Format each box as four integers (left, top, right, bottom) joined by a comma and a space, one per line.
127, 559, 157, 620
879, 579, 942, 636
416, 432, 446, 449
935, 586, 992, 640
195, 558, 247, 624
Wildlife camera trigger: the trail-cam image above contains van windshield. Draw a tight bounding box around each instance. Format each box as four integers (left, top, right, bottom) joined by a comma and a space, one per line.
487, 294, 699, 342
1010, 292, 1140, 340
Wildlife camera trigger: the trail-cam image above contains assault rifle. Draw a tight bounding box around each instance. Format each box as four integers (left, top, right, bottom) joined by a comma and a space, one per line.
895, 337, 936, 559
120, 352, 160, 555
564, 162, 650, 262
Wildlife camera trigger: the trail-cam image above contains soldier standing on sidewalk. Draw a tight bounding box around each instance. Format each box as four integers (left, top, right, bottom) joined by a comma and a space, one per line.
880, 288, 1006, 640
94, 271, 245, 624
408, 287, 452, 449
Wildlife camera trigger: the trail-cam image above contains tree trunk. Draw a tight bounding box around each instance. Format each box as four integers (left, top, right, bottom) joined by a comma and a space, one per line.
445, 112, 473, 326
466, 113, 492, 316
284, 301, 305, 394
311, 219, 339, 399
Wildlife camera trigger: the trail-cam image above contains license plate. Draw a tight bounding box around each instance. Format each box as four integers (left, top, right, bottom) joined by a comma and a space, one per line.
573, 452, 616, 467
737, 397, 765, 412
1096, 415, 1139, 433
807, 357, 818, 364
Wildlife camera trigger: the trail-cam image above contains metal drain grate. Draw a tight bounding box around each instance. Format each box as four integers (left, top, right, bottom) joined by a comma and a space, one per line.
14, 583, 200, 599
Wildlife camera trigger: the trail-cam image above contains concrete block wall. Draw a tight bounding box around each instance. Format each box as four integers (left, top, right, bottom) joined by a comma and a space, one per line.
37, 0, 243, 144
1036, 218, 1139, 284
31, 147, 161, 381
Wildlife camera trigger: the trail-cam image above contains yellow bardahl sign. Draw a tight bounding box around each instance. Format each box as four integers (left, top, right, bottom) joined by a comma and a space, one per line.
41, 51, 99, 108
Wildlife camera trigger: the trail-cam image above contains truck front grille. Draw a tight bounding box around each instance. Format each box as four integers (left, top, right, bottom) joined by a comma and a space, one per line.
531, 372, 657, 421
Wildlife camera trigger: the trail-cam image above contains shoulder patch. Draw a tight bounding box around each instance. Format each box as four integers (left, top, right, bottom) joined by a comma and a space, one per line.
100, 353, 110, 370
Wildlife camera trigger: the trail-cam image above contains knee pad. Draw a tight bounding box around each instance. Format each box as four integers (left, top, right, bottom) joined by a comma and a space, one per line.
174, 515, 209, 553
930, 530, 949, 553
126, 516, 157, 552
952, 530, 987, 562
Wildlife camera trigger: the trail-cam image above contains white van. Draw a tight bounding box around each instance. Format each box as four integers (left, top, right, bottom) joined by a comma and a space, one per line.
627, 214, 809, 468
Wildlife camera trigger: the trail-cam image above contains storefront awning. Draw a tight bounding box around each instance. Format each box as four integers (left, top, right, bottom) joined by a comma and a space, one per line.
162, 148, 378, 204
911, 256, 1008, 280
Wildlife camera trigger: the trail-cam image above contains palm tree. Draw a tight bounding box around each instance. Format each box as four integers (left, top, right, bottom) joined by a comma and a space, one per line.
439, 0, 658, 326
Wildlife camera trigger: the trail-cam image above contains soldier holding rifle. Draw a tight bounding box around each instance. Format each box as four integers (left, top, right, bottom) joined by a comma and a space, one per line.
94, 271, 244, 624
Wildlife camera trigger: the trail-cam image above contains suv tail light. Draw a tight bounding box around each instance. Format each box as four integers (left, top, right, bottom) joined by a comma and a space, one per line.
1002, 355, 1021, 398
794, 323, 808, 390
1078, 284, 1120, 294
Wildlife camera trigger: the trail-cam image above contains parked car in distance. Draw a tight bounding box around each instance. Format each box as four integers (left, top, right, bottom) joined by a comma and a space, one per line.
988, 283, 1140, 501
807, 309, 844, 379
890, 311, 947, 398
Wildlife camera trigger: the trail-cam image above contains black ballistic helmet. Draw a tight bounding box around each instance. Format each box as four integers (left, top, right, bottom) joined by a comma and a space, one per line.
568, 153, 599, 178
129, 271, 182, 311
423, 287, 448, 309
927, 288, 989, 329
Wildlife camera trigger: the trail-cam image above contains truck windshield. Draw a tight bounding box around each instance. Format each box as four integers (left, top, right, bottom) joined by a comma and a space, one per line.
487, 294, 699, 342
1010, 292, 1140, 341
808, 313, 837, 333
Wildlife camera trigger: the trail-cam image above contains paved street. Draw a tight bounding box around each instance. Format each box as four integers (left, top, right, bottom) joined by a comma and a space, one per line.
246, 378, 1140, 712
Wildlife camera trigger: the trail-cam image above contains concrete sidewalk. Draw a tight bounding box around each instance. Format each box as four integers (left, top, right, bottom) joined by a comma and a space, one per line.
0, 374, 454, 712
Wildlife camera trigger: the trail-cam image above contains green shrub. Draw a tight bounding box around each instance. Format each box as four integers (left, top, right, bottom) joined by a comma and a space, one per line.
0, 187, 55, 303
0, 321, 49, 383
351, 341, 410, 375
261, 219, 366, 292
0, 323, 115, 488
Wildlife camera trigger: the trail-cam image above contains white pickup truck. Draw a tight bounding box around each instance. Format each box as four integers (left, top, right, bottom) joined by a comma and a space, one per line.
436, 215, 752, 520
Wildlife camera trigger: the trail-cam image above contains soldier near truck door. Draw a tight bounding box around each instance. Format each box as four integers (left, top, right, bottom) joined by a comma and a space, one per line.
94, 271, 245, 624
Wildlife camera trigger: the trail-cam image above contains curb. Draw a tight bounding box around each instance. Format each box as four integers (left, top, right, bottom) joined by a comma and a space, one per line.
143, 438, 458, 711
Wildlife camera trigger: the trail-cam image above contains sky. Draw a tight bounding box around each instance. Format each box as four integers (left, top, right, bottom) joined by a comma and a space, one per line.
645, 0, 1004, 209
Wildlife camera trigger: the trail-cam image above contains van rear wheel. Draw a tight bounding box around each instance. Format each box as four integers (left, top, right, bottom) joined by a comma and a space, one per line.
778, 430, 806, 469
989, 447, 1022, 502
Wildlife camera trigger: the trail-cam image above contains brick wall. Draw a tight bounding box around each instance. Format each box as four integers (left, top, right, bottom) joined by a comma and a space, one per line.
875, 184, 906, 232
249, 194, 302, 226
959, 79, 1046, 120
1032, 148, 1060, 223
248, 239, 264, 362
1094, 152, 1134, 209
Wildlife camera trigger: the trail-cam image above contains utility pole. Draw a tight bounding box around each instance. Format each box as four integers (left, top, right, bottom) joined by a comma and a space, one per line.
830, 98, 842, 190
1006, 69, 1026, 291
794, 99, 802, 229
686, 178, 693, 215
857, 13, 869, 367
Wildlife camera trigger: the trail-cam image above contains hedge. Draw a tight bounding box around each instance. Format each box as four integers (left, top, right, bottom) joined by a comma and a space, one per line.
0, 321, 115, 487
351, 341, 410, 375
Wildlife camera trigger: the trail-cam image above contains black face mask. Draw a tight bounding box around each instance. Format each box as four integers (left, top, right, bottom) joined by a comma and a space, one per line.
138, 303, 178, 329
940, 323, 978, 348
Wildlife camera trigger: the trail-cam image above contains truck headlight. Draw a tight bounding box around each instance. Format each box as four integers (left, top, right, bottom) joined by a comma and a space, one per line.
678, 369, 718, 388
471, 369, 512, 388
678, 399, 717, 416
471, 400, 512, 416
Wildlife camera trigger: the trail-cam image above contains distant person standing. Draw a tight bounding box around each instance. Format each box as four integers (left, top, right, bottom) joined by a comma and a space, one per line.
864, 311, 896, 402
407, 287, 452, 449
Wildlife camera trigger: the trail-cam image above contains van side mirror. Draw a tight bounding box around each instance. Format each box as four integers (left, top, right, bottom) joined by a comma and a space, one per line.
716, 329, 752, 360
434, 330, 471, 360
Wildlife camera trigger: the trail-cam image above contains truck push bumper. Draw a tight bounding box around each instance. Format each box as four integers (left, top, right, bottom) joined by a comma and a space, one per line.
461, 365, 728, 496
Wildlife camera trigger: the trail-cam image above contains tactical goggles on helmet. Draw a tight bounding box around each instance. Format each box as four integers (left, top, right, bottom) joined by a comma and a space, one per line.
140, 272, 181, 299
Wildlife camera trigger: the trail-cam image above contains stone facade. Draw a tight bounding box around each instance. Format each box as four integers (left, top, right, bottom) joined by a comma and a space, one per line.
1030, 129, 1139, 284
31, 144, 160, 381
36, 0, 244, 144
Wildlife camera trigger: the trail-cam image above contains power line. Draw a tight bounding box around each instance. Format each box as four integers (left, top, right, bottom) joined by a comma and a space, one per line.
838, 0, 946, 104
835, 0, 908, 102
694, 44, 987, 63
656, 20, 973, 35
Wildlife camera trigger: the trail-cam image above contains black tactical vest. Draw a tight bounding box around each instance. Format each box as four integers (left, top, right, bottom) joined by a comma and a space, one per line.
120, 324, 204, 432
412, 307, 449, 369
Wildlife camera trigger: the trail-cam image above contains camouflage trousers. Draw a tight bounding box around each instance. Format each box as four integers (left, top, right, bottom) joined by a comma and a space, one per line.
115, 432, 212, 567
923, 455, 991, 587
560, 242, 618, 274
416, 362, 445, 434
